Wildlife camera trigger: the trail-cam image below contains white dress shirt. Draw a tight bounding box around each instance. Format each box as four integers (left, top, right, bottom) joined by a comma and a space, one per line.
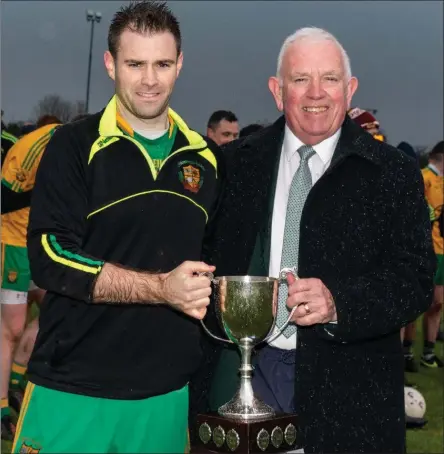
268, 125, 341, 350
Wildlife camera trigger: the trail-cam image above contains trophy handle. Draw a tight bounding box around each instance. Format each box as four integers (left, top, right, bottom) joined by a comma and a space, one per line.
197, 271, 216, 283
198, 271, 234, 344
200, 319, 234, 344
264, 267, 299, 343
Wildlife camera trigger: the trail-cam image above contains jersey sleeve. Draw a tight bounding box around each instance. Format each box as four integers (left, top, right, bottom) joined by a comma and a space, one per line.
1, 132, 17, 167
2, 132, 49, 193
27, 125, 104, 303
421, 169, 436, 221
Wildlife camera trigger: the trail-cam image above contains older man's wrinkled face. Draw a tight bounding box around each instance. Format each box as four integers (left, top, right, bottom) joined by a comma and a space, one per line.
269, 39, 358, 145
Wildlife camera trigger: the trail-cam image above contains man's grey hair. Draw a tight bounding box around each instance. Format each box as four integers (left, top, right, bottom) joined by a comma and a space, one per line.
276, 27, 352, 82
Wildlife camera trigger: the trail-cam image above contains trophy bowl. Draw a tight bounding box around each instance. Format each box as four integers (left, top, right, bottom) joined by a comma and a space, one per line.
200, 270, 297, 422
213, 276, 278, 345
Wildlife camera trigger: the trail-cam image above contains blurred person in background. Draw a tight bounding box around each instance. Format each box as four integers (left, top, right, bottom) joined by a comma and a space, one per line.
397, 141, 421, 373
348, 107, 386, 142
1, 115, 61, 440
1, 110, 18, 168
402, 141, 444, 371
206, 110, 239, 145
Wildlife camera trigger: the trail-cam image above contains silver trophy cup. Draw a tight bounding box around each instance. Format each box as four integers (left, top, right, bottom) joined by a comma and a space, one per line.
201, 268, 298, 422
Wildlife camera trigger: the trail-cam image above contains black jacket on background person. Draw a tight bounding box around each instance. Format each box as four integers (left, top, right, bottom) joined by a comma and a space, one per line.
190, 115, 435, 453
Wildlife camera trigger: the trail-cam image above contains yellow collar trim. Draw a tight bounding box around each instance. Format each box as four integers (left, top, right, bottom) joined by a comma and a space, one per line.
99, 95, 205, 146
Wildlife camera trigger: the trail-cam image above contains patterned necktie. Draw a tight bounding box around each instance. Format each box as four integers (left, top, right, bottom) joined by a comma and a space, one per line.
276, 145, 316, 338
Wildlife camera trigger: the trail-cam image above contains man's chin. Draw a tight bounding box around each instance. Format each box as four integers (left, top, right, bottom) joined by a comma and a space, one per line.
134, 105, 169, 121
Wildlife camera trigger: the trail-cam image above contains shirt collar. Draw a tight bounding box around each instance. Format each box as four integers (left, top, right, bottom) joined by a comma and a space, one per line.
283, 124, 341, 164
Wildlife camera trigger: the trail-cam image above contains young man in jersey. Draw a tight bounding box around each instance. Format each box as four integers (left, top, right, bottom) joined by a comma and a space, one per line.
1, 115, 59, 440
12, 2, 224, 453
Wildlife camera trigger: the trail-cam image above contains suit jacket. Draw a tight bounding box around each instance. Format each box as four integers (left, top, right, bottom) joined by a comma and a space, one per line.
190, 115, 436, 453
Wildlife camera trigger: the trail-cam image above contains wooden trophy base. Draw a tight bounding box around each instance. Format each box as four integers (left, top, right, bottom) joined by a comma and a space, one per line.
192, 412, 301, 453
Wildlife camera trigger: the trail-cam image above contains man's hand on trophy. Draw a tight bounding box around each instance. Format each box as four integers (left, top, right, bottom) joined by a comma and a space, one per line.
286, 274, 337, 325
161, 261, 215, 320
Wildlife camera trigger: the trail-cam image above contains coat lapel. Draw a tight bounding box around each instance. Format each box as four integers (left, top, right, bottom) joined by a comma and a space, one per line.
248, 117, 285, 275
224, 116, 285, 276
261, 131, 284, 271
258, 116, 378, 274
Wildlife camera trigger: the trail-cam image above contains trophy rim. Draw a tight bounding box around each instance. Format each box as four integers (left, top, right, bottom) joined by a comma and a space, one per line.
214, 275, 278, 283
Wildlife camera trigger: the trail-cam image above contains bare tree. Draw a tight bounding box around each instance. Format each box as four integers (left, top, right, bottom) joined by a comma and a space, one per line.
33, 95, 86, 123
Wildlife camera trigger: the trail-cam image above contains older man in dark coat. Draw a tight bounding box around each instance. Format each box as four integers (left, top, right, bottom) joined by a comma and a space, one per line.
190, 27, 435, 454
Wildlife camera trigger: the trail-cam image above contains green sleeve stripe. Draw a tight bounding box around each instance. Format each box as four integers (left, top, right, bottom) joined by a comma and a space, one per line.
24, 140, 47, 172
21, 133, 47, 169
22, 132, 50, 170
1, 178, 13, 189
1, 132, 17, 143
49, 234, 104, 267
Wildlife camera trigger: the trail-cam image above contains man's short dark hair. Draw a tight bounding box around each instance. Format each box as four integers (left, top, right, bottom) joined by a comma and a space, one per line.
240, 123, 264, 138
108, 1, 181, 59
429, 140, 444, 159
207, 110, 238, 130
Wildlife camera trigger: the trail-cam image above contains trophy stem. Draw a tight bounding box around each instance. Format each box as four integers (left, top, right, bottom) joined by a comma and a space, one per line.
238, 338, 254, 404
218, 338, 275, 422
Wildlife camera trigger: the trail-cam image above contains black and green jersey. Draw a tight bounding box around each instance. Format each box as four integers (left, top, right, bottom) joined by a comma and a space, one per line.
26, 96, 225, 400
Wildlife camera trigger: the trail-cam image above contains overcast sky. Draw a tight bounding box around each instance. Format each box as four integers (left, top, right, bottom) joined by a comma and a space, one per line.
1, 0, 443, 147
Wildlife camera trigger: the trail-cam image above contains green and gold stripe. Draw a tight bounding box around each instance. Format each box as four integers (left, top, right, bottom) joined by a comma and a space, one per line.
41, 234, 103, 274
21, 132, 50, 170
11, 382, 35, 453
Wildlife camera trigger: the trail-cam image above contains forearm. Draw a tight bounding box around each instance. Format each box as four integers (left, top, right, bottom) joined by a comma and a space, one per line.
92, 262, 166, 304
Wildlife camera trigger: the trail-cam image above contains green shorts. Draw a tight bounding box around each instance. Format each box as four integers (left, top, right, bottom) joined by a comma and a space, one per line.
435, 254, 444, 285
1, 243, 31, 302
12, 383, 189, 453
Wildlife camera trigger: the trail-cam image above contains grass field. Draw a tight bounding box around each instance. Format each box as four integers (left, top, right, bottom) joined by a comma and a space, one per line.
2, 320, 443, 453
405, 321, 444, 454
